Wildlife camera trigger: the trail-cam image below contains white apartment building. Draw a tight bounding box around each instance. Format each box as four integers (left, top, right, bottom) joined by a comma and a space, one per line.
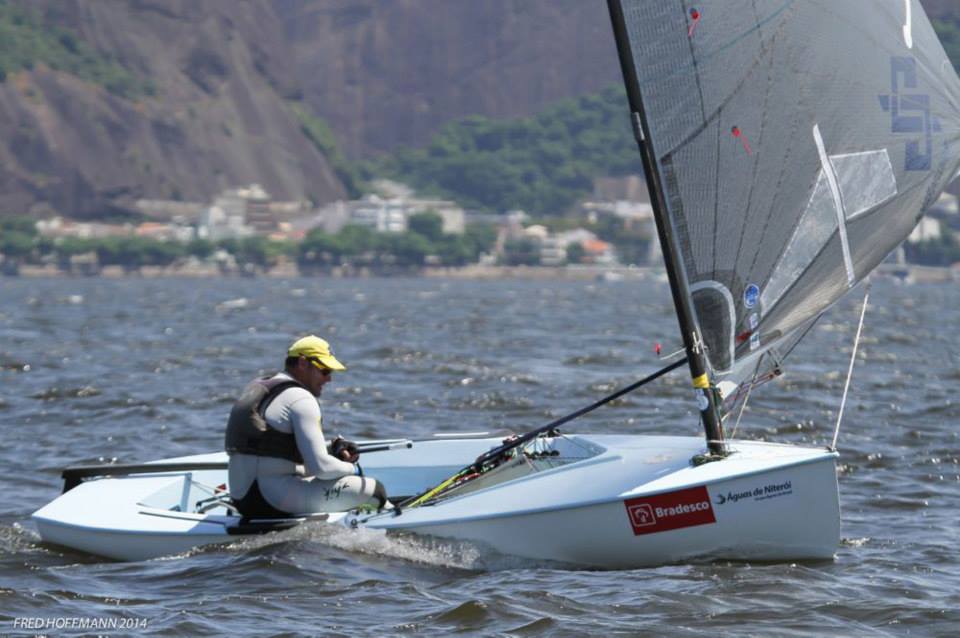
349, 195, 408, 233
340, 194, 466, 235
198, 184, 270, 240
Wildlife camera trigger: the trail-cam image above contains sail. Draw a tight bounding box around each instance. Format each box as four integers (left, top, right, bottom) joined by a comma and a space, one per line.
610, 0, 960, 400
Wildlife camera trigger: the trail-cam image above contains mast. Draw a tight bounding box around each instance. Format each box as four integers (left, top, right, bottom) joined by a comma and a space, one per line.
606, 0, 726, 456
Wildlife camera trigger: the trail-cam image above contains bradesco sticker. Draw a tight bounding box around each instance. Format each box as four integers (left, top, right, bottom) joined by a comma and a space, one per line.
623, 486, 716, 536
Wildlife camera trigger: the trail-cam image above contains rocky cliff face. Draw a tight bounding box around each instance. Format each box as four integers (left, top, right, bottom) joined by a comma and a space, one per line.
0, 0, 345, 219
275, 0, 621, 158
0, 0, 954, 219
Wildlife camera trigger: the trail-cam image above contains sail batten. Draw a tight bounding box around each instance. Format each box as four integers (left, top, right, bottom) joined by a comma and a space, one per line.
609, 0, 960, 414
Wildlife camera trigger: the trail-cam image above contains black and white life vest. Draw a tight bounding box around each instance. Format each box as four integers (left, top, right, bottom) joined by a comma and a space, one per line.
224, 376, 307, 463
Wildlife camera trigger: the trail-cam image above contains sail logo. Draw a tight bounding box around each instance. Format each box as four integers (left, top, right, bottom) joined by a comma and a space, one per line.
879, 57, 940, 171
624, 486, 716, 536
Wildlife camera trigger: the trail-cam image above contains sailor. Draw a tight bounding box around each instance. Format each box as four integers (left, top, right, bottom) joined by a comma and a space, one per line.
225, 335, 388, 518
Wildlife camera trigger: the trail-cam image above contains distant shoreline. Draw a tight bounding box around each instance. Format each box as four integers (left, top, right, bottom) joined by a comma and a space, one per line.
4, 263, 957, 282
6, 263, 661, 281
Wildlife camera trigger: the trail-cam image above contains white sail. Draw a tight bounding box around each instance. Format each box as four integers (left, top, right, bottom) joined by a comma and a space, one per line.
611, 0, 960, 403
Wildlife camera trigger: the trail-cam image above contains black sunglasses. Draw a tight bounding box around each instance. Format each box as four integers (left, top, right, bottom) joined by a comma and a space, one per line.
305, 357, 333, 374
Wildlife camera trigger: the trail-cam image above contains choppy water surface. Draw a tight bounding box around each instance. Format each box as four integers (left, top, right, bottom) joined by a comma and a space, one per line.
0, 276, 957, 636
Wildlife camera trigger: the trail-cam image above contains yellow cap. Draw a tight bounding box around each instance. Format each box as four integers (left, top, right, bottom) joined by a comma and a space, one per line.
287, 335, 346, 371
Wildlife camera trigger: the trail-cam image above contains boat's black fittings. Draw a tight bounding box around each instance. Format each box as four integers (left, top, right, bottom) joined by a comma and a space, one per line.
691, 452, 727, 466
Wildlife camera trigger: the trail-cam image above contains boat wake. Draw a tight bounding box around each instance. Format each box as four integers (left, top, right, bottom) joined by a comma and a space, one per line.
0, 522, 42, 554
307, 525, 487, 570
180, 520, 551, 571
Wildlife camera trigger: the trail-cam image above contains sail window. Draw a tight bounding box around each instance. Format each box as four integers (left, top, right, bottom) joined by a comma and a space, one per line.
762, 146, 898, 312
690, 281, 736, 372
831, 151, 898, 220
761, 171, 837, 312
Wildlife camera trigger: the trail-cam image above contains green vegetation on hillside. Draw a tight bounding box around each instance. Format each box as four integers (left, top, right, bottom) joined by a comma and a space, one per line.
934, 18, 960, 71
904, 233, 960, 266
363, 85, 640, 215
0, 1, 152, 98
0, 216, 41, 259
291, 103, 363, 199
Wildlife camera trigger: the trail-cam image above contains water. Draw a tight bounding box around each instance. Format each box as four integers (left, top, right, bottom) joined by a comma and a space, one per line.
1, 276, 957, 636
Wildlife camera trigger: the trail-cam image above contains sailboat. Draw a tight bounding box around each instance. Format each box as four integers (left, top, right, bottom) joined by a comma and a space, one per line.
33, 0, 960, 566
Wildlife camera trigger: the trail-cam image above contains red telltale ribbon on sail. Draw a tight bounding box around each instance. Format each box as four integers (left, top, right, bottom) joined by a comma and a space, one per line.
731, 126, 753, 155
688, 8, 701, 38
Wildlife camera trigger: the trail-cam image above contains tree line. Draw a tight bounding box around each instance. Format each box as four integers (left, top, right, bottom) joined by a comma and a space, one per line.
934, 17, 960, 70
360, 85, 641, 216
298, 212, 496, 270
0, 213, 498, 272
904, 233, 960, 267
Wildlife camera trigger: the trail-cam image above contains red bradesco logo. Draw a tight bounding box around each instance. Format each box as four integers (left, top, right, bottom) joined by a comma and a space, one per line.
624, 486, 716, 536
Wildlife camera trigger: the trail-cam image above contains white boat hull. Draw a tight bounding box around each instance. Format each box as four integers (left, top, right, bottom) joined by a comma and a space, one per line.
383, 459, 838, 568
33, 517, 234, 562
33, 461, 241, 562
33, 435, 839, 567
361, 436, 840, 568
31, 438, 496, 562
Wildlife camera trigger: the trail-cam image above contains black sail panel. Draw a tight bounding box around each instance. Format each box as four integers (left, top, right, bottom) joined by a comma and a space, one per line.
612, 0, 960, 399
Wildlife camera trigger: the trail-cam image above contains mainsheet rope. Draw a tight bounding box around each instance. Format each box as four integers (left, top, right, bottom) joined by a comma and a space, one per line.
400, 356, 690, 509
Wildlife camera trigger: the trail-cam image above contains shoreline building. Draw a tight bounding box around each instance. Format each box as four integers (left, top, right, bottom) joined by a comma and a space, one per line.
197, 184, 308, 240
301, 193, 466, 236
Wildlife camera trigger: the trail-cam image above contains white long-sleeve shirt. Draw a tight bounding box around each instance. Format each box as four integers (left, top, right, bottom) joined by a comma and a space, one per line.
228, 372, 357, 503
226, 370, 389, 516
260, 372, 356, 479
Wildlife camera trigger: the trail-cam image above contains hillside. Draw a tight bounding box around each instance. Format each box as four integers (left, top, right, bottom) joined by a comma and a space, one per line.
275, 0, 620, 159
0, 0, 956, 219
0, 0, 346, 219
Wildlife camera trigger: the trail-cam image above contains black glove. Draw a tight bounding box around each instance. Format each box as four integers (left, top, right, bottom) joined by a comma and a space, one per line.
328, 436, 360, 463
